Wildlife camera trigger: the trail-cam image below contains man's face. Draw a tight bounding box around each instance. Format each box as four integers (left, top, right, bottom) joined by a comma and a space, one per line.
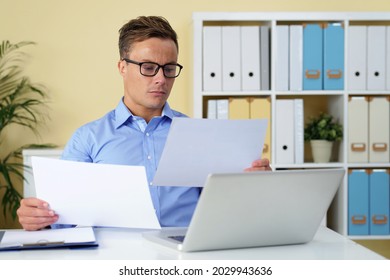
118, 37, 178, 120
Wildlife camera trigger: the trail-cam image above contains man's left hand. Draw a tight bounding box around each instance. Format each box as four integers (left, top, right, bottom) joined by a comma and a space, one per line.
244, 158, 272, 172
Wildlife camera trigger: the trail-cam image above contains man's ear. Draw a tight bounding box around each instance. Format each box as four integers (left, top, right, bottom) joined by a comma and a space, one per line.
118, 60, 127, 76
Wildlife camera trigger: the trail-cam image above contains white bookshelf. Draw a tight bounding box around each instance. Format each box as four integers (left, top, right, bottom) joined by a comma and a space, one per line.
192, 12, 390, 239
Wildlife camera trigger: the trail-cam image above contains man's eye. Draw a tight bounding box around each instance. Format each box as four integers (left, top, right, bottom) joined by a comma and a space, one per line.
165, 66, 176, 72
142, 64, 156, 71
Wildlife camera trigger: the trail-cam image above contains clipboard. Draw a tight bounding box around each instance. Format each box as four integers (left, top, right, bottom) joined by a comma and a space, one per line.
0, 227, 98, 251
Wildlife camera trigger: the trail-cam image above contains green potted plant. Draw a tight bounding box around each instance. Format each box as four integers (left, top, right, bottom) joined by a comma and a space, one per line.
304, 112, 343, 163
0, 40, 54, 221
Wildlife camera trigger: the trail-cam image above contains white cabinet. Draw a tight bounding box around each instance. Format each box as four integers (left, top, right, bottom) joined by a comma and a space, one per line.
22, 149, 63, 198
192, 12, 390, 239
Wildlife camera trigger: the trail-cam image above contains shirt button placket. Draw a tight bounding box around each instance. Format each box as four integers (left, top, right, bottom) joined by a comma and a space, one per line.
144, 130, 159, 219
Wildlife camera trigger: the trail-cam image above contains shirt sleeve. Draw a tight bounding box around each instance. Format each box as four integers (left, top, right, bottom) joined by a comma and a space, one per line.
61, 127, 93, 162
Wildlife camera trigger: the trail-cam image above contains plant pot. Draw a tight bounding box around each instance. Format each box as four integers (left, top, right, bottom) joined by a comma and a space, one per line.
310, 140, 333, 163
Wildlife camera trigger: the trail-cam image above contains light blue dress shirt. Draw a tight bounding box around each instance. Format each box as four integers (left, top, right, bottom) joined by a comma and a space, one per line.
61, 98, 201, 227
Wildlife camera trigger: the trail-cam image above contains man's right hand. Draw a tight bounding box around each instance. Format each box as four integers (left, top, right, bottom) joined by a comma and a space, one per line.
17, 197, 59, 231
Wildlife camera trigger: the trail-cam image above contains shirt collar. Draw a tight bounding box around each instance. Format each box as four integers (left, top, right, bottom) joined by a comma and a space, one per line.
114, 98, 174, 129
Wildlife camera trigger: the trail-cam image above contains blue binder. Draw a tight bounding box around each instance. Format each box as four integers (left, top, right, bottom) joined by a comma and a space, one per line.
303, 23, 323, 90
323, 23, 344, 90
348, 169, 369, 235
369, 170, 389, 235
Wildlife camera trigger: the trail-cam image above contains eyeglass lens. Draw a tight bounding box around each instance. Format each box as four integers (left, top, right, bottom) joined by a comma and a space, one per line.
140, 63, 180, 78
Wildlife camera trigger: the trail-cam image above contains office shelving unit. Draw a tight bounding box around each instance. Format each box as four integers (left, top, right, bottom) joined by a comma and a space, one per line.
192, 12, 390, 239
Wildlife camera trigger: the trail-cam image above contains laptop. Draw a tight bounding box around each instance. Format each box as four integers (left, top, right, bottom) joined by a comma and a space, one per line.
143, 168, 345, 252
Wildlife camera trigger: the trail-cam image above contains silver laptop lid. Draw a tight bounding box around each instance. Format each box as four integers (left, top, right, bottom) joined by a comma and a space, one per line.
181, 168, 344, 252
143, 168, 345, 252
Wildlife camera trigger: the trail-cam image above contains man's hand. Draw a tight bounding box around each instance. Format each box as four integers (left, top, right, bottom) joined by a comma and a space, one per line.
17, 197, 59, 231
244, 158, 272, 172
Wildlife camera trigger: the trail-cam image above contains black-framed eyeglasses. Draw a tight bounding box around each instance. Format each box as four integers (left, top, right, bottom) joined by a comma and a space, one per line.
122, 58, 183, 78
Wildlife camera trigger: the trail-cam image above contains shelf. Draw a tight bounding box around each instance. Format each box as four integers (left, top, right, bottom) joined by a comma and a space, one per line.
193, 12, 390, 240
347, 91, 390, 96
275, 91, 345, 96
348, 163, 390, 169
193, 12, 390, 22
273, 163, 345, 170
201, 91, 271, 97
350, 235, 390, 240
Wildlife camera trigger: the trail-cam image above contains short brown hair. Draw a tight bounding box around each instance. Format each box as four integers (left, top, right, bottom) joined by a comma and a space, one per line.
118, 16, 178, 59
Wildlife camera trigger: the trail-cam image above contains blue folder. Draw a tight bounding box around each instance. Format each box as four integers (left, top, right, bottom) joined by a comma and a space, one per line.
323, 23, 344, 90
348, 169, 369, 235
369, 170, 389, 235
0, 227, 98, 251
303, 23, 323, 90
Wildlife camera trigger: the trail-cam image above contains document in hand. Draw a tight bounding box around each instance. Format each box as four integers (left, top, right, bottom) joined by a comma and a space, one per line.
0, 227, 97, 251
153, 118, 268, 187
32, 157, 161, 229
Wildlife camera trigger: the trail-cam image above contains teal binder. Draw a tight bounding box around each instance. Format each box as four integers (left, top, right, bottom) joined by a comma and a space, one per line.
369, 170, 390, 235
303, 23, 323, 90
323, 23, 344, 90
348, 169, 369, 235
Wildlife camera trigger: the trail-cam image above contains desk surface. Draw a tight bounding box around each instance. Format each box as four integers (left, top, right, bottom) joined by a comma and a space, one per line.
0, 226, 385, 260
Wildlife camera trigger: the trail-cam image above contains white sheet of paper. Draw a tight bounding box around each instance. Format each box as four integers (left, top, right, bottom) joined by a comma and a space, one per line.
153, 118, 268, 187
32, 157, 161, 229
0, 227, 96, 246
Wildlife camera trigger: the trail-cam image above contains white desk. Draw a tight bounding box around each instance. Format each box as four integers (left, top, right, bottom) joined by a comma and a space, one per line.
0, 226, 385, 260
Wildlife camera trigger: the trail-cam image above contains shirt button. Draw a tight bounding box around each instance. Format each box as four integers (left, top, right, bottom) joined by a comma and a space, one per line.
150, 182, 153, 186
147, 155, 151, 160
146, 132, 150, 137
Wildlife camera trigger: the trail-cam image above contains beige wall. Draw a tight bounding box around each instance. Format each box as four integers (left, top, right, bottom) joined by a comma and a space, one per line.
1, 0, 390, 229
2, 0, 390, 151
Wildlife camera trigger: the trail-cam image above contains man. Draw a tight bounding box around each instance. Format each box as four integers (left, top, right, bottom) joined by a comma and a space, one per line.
17, 16, 271, 231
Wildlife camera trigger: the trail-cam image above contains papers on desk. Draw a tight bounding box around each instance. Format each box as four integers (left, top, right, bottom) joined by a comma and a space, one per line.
32, 157, 161, 229
0, 227, 97, 251
153, 118, 268, 187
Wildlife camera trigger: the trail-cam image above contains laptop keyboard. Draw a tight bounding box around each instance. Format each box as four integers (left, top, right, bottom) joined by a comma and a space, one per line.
168, 235, 185, 242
